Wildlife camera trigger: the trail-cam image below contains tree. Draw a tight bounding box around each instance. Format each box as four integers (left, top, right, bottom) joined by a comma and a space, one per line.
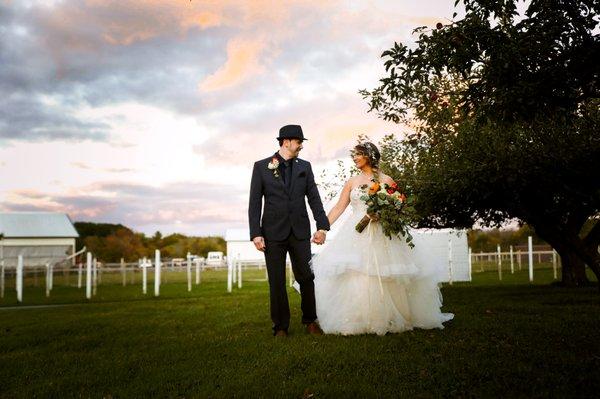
74, 222, 132, 250
360, 0, 600, 286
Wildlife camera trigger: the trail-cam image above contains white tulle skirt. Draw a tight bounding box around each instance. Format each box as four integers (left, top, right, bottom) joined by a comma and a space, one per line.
312, 210, 454, 336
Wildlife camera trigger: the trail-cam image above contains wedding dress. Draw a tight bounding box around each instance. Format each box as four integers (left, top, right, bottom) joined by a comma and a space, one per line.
312, 186, 454, 335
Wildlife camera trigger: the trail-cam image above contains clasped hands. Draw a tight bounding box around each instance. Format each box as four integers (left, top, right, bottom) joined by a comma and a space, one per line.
311, 230, 327, 245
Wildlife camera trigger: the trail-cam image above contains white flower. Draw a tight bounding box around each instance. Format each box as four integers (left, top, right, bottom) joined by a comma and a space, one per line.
268, 158, 279, 170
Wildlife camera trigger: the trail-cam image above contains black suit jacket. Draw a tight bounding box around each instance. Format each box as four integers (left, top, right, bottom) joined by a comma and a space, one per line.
248, 154, 330, 241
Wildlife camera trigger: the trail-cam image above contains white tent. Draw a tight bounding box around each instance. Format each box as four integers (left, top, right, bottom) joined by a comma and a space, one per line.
224, 227, 470, 282
0, 212, 79, 267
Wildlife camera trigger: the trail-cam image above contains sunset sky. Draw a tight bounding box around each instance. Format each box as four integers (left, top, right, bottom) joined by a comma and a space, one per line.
0, 0, 459, 236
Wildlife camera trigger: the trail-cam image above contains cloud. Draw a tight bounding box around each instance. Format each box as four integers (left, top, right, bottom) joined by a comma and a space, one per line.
0, 94, 111, 143
104, 168, 135, 173
71, 162, 91, 170
0, 0, 457, 235
70, 162, 135, 173
192, 92, 401, 167
199, 37, 267, 92
1, 180, 248, 235
0, 0, 450, 146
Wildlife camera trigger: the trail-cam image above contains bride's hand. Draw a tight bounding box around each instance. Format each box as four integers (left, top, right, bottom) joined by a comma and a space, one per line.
367, 212, 379, 222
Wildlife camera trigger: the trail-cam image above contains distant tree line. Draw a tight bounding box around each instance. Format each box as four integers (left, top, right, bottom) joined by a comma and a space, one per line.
74, 222, 226, 263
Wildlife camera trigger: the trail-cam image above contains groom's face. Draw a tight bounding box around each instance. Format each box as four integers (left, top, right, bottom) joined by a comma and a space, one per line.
285, 138, 303, 158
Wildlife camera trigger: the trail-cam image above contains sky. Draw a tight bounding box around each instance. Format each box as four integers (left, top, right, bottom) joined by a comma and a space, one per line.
0, 0, 458, 236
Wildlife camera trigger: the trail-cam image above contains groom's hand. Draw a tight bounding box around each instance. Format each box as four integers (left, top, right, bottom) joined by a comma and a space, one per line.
253, 236, 266, 252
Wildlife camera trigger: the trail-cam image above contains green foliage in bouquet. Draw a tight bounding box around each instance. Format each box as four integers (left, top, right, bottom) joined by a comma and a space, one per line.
358, 182, 418, 248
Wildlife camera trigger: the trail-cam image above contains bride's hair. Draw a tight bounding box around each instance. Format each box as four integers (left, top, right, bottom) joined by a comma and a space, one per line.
352, 142, 381, 171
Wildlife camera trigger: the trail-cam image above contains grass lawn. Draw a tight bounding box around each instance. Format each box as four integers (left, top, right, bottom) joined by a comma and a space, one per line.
0, 268, 599, 398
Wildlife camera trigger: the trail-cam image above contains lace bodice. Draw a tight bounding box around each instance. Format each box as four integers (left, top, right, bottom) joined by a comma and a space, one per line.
350, 186, 368, 212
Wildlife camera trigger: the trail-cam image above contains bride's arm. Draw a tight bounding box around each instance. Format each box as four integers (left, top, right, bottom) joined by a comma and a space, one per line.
327, 180, 352, 226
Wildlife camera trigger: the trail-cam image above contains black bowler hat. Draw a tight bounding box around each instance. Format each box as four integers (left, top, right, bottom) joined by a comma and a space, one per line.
277, 125, 308, 141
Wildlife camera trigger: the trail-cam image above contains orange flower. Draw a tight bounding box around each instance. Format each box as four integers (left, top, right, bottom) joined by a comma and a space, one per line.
368, 182, 380, 195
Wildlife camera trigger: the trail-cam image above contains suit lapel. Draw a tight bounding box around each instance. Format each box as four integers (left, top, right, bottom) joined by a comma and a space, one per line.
289, 159, 304, 196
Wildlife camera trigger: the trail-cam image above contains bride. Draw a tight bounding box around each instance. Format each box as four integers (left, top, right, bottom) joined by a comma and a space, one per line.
312, 141, 454, 335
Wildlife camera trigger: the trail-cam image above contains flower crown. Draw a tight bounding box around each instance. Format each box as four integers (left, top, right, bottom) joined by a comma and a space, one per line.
350, 141, 380, 169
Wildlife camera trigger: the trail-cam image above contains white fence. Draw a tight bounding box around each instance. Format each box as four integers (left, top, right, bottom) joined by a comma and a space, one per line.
0, 235, 568, 304
470, 236, 561, 281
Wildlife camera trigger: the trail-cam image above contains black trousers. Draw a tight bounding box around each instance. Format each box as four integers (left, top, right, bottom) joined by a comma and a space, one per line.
264, 232, 316, 334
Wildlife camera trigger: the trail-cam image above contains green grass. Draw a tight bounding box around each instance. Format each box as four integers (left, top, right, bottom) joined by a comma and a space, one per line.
0, 268, 599, 398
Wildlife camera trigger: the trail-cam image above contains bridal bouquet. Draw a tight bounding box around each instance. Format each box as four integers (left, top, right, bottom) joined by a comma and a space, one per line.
355, 181, 416, 248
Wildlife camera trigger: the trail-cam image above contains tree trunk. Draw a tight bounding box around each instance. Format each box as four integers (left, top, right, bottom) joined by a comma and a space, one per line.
559, 250, 590, 287
532, 222, 597, 288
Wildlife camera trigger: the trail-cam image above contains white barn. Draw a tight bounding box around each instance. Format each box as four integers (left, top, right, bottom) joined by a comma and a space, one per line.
0, 212, 79, 267
224, 227, 470, 282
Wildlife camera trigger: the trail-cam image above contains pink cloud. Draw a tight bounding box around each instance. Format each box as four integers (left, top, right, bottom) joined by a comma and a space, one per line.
199, 37, 267, 92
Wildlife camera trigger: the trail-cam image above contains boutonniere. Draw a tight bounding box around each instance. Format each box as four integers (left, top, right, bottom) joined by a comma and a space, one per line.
268, 157, 280, 178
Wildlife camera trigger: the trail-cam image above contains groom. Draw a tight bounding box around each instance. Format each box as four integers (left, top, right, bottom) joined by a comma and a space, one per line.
248, 125, 330, 337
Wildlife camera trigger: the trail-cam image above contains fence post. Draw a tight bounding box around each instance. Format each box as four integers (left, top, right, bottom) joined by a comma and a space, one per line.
510, 245, 514, 274
49, 263, 54, 291
92, 258, 98, 296
195, 259, 201, 285
86, 252, 92, 299
518, 250, 522, 270
0, 260, 4, 298
45, 263, 50, 297
142, 257, 148, 295
186, 252, 192, 292
552, 250, 558, 280
468, 247, 472, 281
528, 236, 534, 282
227, 259, 233, 293
497, 244, 502, 281
154, 249, 161, 297
16, 255, 23, 303
121, 258, 126, 287
232, 256, 237, 284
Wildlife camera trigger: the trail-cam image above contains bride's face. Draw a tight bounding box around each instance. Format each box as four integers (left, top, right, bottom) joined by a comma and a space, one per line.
352, 152, 369, 169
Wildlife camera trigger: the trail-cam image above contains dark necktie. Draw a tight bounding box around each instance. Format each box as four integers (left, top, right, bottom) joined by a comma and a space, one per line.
284, 160, 292, 190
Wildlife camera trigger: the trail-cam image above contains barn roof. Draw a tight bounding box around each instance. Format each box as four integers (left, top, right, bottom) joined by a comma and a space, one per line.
0, 212, 79, 238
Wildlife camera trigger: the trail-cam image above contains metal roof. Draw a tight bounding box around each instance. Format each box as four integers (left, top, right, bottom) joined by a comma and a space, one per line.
0, 212, 79, 238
